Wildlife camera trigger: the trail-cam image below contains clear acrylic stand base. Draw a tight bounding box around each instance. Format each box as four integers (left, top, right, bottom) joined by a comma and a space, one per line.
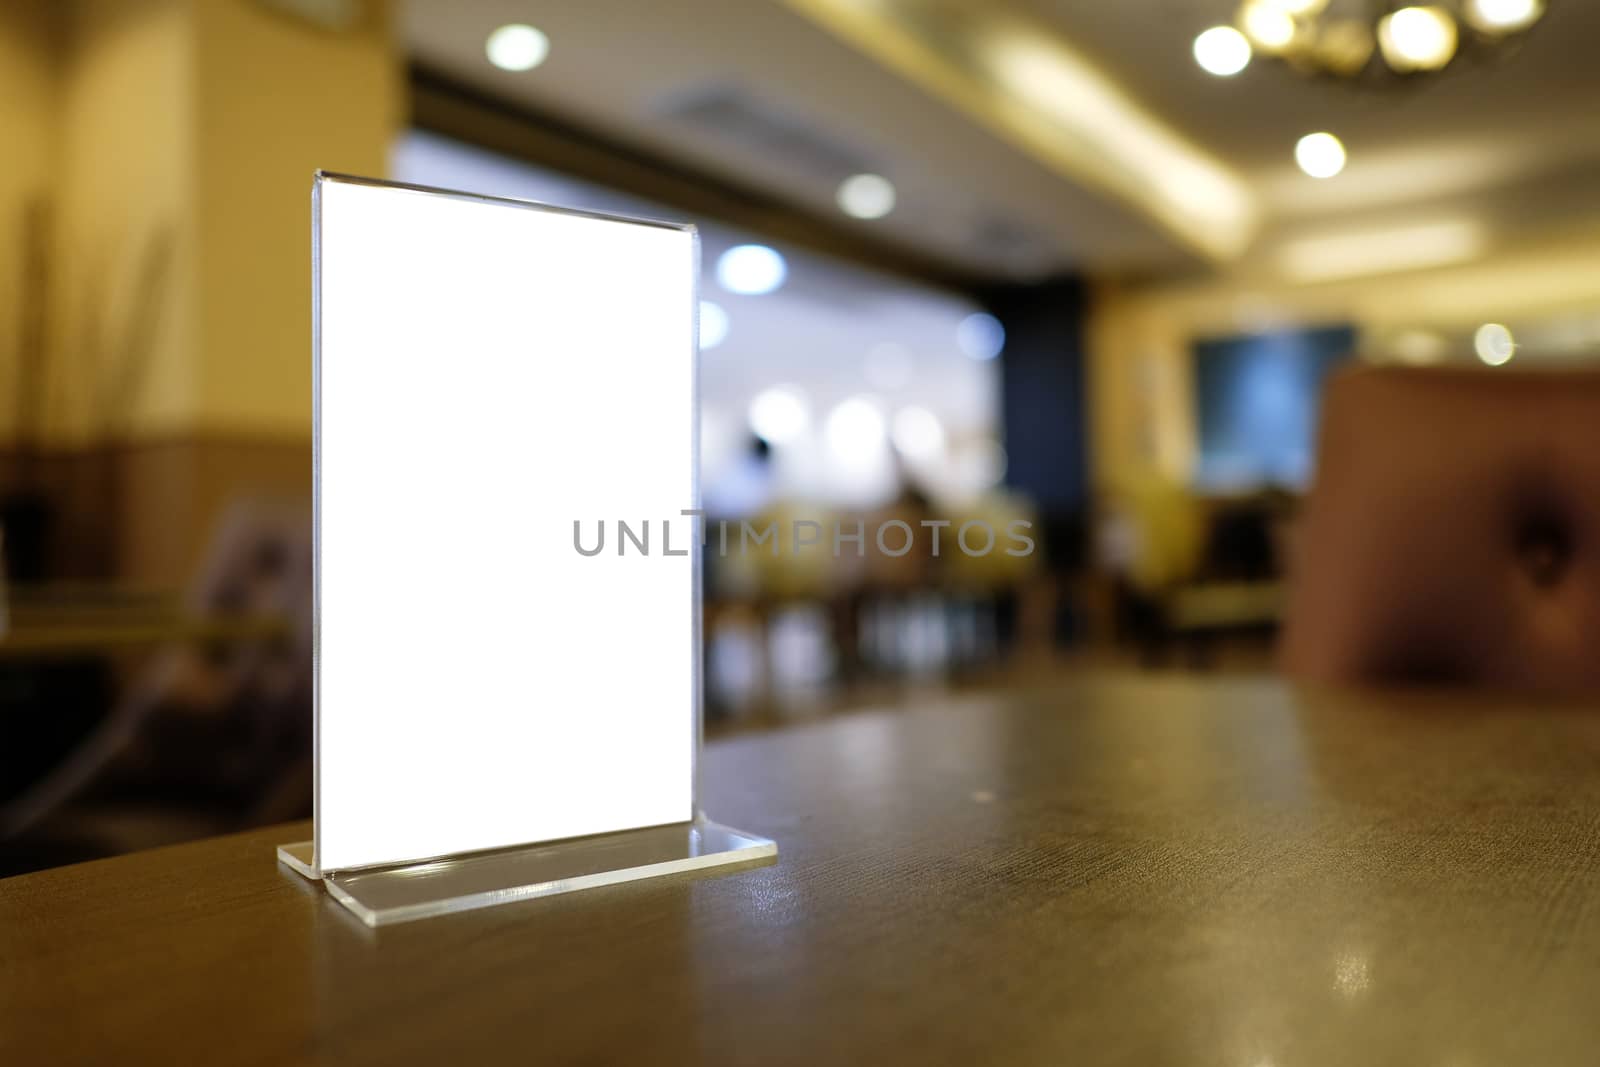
277, 819, 776, 927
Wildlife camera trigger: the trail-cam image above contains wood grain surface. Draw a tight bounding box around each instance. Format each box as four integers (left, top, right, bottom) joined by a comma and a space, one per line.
5, 673, 1600, 1065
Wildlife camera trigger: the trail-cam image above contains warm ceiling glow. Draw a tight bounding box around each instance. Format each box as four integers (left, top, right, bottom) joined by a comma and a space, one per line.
1378, 6, 1458, 72
485, 24, 549, 72
1475, 323, 1515, 365
782, 0, 1257, 261
1388, 328, 1447, 365
982, 30, 1258, 258
1272, 0, 1330, 15
1465, 0, 1544, 34
836, 173, 897, 219
1294, 132, 1346, 178
1193, 26, 1252, 76
748, 385, 810, 444
1311, 19, 1376, 75
1238, 0, 1298, 53
699, 301, 729, 349
1279, 218, 1487, 283
716, 244, 788, 295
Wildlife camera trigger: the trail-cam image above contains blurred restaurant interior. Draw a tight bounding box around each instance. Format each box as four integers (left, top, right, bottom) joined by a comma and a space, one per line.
2, 0, 1599, 874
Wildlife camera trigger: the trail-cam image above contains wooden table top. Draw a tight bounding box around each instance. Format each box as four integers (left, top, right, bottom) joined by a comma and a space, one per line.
6, 673, 1600, 1065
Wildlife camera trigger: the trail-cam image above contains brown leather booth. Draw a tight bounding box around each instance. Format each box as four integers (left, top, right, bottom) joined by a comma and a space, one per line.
1281, 366, 1600, 692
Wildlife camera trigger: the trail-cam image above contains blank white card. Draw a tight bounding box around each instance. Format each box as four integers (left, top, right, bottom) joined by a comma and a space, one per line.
314, 174, 697, 872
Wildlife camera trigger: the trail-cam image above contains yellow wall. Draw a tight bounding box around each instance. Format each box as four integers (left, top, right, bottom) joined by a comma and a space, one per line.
0, 0, 400, 582
6, 0, 399, 448
192, 0, 400, 437
1088, 230, 1600, 493
0, 2, 60, 442
48, 0, 196, 445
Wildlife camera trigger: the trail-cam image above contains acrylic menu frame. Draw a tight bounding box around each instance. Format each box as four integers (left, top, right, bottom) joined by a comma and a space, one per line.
278, 172, 774, 926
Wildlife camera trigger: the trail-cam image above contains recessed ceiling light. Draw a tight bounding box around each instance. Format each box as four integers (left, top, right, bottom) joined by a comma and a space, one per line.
1295, 131, 1346, 178
699, 301, 729, 349
1465, 0, 1544, 34
1193, 26, 1252, 76
716, 245, 788, 295
485, 24, 550, 72
1377, 6, 1458, 72
1238, 0, 1297, 54
836, 173, 897, 219
1474, 323, 1515, 365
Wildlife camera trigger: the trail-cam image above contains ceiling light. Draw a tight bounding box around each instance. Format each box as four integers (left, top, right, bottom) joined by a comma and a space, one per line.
1465, 0, 1543, 34
1378, 6, 1458, 72
982, 30, 1257, 261
485, 24, 549, 72
892, 406, 946, 460
1238, 0, 1298, 54
1388, 328, 1447, 365
1270, 0, 1329, 15
1193, 26, 1252, 76
1279, 218, 1486, 283
1474, 323, 1515, 366
748, 385, 810, 444
716, 245, 788, 296
1311, 19, 1376, 76
1294, 132, 1346, 178
836, 173, 897, 219
699, 301, 729, 350
957, 312, 1005, 361
825, 397, 888, 455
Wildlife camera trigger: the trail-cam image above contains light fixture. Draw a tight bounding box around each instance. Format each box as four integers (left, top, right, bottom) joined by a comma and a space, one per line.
1465, 0, 1544, 34
1279, 218, 1486, 283
716, 245, 788, 296
485, 24, 549, 72
836, 173, 897, 219
1219, 0, 1539, 83
1294, 131, 1346, 178
1272, 0, 1330, 15
981, 28, 1257, 261
1311, 19, 1376, 77
825, 397, 888, 455
748, 385, 810, 444
957, 312, 1006, 361
1387, 328, 1448, 365
1238, 0, 1298, 53
891, 407, 946, 460
1378, 6, 1458, 72
1193, 26, 1252, 76
1475, 322, 1515, 365
699, 301, 729, 349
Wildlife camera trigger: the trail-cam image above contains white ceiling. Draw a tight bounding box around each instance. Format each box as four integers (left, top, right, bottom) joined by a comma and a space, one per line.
404, 0, 1189, 278
405, 0, 1600, 281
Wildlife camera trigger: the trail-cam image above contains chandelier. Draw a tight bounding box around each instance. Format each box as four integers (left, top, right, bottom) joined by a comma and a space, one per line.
1195, 0, 1546, 82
